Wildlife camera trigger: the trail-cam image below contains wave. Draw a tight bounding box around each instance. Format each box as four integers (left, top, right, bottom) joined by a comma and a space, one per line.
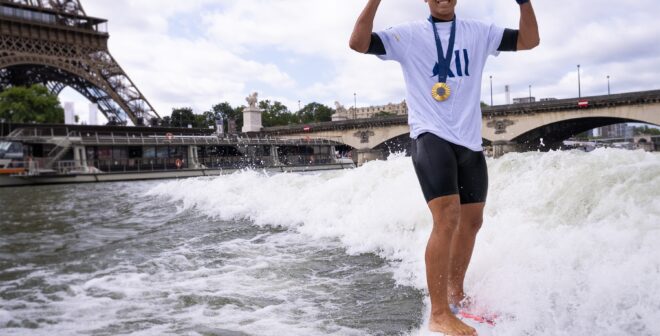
147, 149, 660, 335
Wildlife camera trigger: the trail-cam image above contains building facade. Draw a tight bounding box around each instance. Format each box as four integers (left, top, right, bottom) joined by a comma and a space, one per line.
333, 100, 408, 120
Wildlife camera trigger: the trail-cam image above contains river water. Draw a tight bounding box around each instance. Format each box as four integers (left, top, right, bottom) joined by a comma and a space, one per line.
1, 149, 659, 336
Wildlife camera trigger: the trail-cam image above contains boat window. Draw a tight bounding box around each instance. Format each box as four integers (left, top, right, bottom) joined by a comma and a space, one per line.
156, 147, 169, 158
98, 147, 112, 160
0, 142, 11, 151
112, 148, 127, 159
169, 146, 182, 158
128, 147, 142, 159
143, 147, 156, 158
86, 147, 97, 160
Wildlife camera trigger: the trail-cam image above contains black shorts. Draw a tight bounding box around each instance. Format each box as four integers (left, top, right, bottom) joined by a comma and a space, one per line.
410, 133, 488, 204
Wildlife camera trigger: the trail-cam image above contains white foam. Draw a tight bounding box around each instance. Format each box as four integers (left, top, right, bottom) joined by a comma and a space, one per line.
148, 149, 660, 335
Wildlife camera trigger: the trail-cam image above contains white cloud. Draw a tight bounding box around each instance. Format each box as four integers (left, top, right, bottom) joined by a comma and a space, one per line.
61, 0, 660, 121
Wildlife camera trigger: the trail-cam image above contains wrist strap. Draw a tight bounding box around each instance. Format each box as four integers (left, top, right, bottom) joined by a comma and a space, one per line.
516, 0, 530, 4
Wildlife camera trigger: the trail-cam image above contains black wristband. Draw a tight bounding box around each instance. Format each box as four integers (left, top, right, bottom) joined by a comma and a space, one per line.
516, 0, 530, 4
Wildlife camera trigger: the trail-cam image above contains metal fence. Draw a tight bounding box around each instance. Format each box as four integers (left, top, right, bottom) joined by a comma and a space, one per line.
52, 154, 340, 175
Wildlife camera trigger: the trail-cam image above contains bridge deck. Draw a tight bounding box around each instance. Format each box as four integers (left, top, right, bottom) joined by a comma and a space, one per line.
263, 89, 660, 135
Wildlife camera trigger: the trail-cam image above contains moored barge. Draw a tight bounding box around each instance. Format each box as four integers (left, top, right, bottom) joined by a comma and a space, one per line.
0, 124, 354, 187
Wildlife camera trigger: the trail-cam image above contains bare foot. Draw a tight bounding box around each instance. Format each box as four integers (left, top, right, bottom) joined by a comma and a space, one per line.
429, 310, 477, 336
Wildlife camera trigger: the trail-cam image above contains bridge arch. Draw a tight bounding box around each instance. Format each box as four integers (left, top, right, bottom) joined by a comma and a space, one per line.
512, 116, 656, 150
0, 57, 134, 124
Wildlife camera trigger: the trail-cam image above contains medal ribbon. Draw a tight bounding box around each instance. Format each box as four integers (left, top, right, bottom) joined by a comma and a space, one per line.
429, 15, 457, 84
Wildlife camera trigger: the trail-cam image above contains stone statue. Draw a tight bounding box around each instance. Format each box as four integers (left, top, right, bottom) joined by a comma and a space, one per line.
332, 101, 349, 121
334, 101, 347, 115
246, 92, 258, 109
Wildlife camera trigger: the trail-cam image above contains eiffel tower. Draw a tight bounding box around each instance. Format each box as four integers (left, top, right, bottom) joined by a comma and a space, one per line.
0, 0, 160, 125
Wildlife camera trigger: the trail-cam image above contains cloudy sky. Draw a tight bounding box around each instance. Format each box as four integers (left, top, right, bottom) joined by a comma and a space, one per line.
61, 0, 660, 120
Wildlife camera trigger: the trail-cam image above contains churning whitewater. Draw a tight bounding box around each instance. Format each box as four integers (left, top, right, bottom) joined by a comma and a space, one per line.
148, 149, 660, 336
1, 149, 658, 336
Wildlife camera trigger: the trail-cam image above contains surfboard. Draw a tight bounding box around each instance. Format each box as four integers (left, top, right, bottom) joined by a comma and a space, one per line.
458, 310, 498, 326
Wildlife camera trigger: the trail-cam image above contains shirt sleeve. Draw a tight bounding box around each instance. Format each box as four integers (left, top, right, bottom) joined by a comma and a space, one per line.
374, 23, 413, 62
485, 23, 506, 57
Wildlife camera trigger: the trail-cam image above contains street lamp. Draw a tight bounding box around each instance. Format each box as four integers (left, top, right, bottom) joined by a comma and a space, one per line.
577, 64, 582, 98
607, 75, 611, 95
490, 75, 493, 106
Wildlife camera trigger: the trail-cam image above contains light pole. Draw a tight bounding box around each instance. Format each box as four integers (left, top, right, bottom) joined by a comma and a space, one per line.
607, 75, 611, 95
490, 75, 493, 106
529, 84, 532, 102
577, 64, 582, 98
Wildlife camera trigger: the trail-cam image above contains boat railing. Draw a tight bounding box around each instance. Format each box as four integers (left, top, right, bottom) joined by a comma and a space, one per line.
53, 154, 340, 175
76, 134, 343, 146
3, 126, 345, 146
1, 159, 40, 176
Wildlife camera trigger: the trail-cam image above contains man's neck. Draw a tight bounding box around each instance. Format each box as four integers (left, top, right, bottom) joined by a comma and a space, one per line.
431, 14, 455, 23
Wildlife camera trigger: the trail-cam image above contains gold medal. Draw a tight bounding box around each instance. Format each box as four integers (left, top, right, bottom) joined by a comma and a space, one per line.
432, 82, 451, 102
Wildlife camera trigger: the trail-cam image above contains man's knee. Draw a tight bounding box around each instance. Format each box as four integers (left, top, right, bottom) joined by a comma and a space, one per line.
461, 217, 483, 232
429, 196, 461, 233
459, 203, 485, 232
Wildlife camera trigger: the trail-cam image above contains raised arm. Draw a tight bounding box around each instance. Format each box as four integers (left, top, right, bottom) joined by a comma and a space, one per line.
517, 0, 540, 50
349, 0, 382, 53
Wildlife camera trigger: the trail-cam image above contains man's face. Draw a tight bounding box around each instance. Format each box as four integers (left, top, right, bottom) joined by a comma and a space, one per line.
425, 0, 457, 19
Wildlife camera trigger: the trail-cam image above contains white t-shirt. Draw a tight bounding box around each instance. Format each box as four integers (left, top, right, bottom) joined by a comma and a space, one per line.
376, 18, 504, 151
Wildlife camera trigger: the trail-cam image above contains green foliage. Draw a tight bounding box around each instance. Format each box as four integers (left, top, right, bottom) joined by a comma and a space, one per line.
231, 106, 244, 133
161, 116, 172, 127
169, 107, 195, 128
207, 102, 243, 132
480, 101, 489, 108
211, 102, 237, 120
259, 100, 296, 127
0, 84, 64, 124
633, 125, 660, 136
296, 102, 334, 124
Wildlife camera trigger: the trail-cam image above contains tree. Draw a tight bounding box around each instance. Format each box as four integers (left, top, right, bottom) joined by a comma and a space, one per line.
211, 102, 236, 120
161, 116, 172, 127
231, 106, 244, 133
194, 111, 215, 129
297, 102, 334, 124
0, 84, 64, 123
633, 125, 660, 136
209, 102, 245, 133
170, 107, 195, 128
259, 100, 297, 126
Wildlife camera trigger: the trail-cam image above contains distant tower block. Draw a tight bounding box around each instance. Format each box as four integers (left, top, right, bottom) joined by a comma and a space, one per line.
242, 92, 263, 133
64, 102, 75, 124
88, 103, 99, 125
0, 0, 161, 126
505, 85, 511, 105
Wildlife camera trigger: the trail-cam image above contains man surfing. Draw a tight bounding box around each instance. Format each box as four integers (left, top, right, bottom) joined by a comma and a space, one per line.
349, 0, 539, 335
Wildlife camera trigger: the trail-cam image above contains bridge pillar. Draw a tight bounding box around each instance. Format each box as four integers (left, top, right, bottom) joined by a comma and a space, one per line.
492, 141, 521, 158
356, 149, 384, 166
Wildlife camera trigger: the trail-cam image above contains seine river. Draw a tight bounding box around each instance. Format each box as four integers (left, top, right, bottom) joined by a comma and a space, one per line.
1, 149, 659, 336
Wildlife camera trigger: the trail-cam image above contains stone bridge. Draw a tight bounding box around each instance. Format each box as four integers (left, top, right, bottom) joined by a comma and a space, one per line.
263, 90, 660, 164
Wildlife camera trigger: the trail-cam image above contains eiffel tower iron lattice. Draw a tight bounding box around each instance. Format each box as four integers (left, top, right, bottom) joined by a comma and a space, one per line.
0, 0, 161, 125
